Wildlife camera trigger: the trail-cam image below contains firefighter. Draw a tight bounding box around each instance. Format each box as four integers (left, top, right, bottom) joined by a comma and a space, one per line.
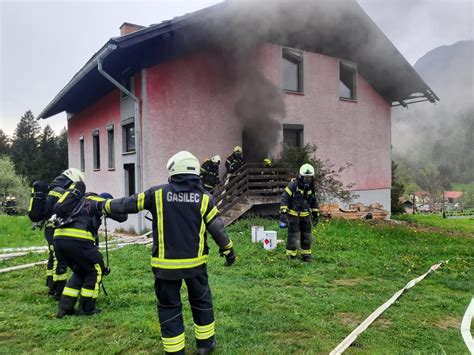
200, 155, 221, 192
225, 146, 244, 182
279, 163, 319, 262
101, 150, 236, 354
45, 168, 84, 299
53, 182, 127, 318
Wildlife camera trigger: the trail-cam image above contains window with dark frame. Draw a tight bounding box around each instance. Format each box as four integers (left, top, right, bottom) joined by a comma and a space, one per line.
282, 48, 304, 93
339, 61, 357, 100
123, 121, 135, 153
79, 136, 85, 171
107, 124, 115, 169
283, 124, 304, 148
92, 130, 100, 170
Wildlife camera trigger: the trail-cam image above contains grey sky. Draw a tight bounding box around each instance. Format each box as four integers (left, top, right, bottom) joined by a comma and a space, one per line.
1, 0, 472, 136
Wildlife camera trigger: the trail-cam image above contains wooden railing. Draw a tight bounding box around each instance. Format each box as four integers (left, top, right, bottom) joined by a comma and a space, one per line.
213, 163, 293, 215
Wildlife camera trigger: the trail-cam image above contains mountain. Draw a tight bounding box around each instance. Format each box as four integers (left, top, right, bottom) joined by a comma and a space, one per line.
392, 40, 473, 183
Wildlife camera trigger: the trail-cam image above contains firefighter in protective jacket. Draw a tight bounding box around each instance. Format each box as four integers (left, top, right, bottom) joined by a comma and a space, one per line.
225, 146, 244, 180
279, 163, 319, 262
53, 182, 127, 318
102, 150, 235, 355
200, 155, 221, 192
44, 168, 84, 299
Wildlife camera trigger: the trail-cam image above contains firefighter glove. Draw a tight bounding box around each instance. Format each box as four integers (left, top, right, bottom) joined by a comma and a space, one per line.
219, 247, 236, 266
312, 211, 319, 224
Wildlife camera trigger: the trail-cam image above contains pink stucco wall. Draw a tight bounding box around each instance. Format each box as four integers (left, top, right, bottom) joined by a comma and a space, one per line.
68, 42, 391, 204
259, 43, 391, 190
68, 89, 123, 197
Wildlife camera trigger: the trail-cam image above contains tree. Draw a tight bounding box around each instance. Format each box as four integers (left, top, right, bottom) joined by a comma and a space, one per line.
416, 164, 451, 202
0, 156, 29, 210
38, 125, 59, 181
278, 144, 356, 203
0, 129, 10, 156
10, 110, 41, 183
54, 128, 68, 174
391, 161, 405, 214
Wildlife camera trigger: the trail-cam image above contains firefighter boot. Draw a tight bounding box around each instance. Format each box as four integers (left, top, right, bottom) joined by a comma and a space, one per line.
78, 297, 101, 316
53, 280, 66, 301
57, 295, 77, 318
301, 254, 312, 262
46, 276, 55, 296
197, 336, 216, 355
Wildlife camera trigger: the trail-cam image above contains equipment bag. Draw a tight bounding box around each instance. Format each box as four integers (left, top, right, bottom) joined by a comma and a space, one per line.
28, 181, 50, 222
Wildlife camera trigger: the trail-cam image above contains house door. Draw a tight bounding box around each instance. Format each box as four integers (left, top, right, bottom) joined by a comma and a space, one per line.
242, 129, 266, 163
124, 163, 135, 196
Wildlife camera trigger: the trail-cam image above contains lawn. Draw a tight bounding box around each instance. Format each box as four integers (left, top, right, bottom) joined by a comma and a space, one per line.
0, 215, 473, 354
394, 213, 474, 235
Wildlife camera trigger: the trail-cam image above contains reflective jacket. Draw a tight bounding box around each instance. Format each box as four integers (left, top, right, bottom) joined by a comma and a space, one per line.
104, 175, 232, 280
200, 159, 220, 189
225, 152, 244, 176
44, 174, 72, 227
280, 178, 319, 217
53, 183, 127, 244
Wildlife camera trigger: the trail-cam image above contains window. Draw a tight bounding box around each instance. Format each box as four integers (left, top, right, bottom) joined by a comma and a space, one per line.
122, 120, 135, 153
92, 130, 100, 170
339, 61, 357, 100
283, 124, 304, 148
124, 163, 135, 196
79, 136, 85, 171
282, 48, 303, 93
107, 124, 115, 169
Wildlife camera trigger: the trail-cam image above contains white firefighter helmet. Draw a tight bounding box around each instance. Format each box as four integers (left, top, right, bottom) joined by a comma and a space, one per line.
6, 196, 11, 201
233, 146, 242, 153
63, 168, 85, 183
167, 151, 200, 176
299, 163, 315, 177
211, 155, 221, 164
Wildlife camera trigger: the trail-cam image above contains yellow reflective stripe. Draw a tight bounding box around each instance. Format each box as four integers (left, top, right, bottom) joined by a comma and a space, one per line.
28, 188, 34, 212
155, 189, 165, 259
86, 195, 105, 202
286, 249, 297, 256
162, 332, 185, 352
93, 263, 102, 298
48, 190, 63, 198
63, 287, 80, 297
52, 256, 58, 280
198, 195, 209, 257
137, 192, 145, 211
151, 255, 208, 269
205, 206, 218, 224
301, 249, 312, 255
222, 240, 233, 250
105, 199, 112, 214
194, 322, 215, 340
55, 273, 67, 281
46, 270, 53, 276
312, 208, 319, 212
285, 187, 293, 196
54, 228, 95, 242
81, 288, 95, 298
58, 185, 74, 203
288, 210, 310, 217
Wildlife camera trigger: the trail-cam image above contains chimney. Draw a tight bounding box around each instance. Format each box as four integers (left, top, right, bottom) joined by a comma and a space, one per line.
120, 22, 146, 36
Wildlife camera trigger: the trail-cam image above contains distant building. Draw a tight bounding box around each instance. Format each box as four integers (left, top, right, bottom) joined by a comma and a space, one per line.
39, 1, 438, 230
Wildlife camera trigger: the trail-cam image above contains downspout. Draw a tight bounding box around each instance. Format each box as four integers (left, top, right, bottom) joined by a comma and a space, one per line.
97, 44, 144, 233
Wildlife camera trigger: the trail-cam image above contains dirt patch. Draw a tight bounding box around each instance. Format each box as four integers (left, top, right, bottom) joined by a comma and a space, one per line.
333, 278, 365, 286
337, 312, 363, 327
374, 316, 391, 329
434, 316, 460, 329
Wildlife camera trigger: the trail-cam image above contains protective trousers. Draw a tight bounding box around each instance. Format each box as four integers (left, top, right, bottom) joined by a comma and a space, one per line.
55, 238, 104, 315
44, 226, 67, 298
154, 270, 215, 354
286, 215, 313, 260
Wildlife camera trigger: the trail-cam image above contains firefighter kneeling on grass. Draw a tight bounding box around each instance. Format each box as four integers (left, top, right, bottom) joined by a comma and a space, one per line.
279, 163, 319, 262
53, 182, 127, 318
101, 150, 236, 355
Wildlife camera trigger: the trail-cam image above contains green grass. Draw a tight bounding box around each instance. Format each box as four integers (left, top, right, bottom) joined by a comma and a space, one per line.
0, 217, 473, 354
394, 213, 474, 235
0, 215, 44, 248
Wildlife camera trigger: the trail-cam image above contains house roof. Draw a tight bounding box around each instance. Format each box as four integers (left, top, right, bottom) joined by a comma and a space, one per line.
38, 0, 439, 120
444, 191, 464, 199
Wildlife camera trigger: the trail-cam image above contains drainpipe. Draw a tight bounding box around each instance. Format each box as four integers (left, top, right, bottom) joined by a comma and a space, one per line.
97, 45, 144, 233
